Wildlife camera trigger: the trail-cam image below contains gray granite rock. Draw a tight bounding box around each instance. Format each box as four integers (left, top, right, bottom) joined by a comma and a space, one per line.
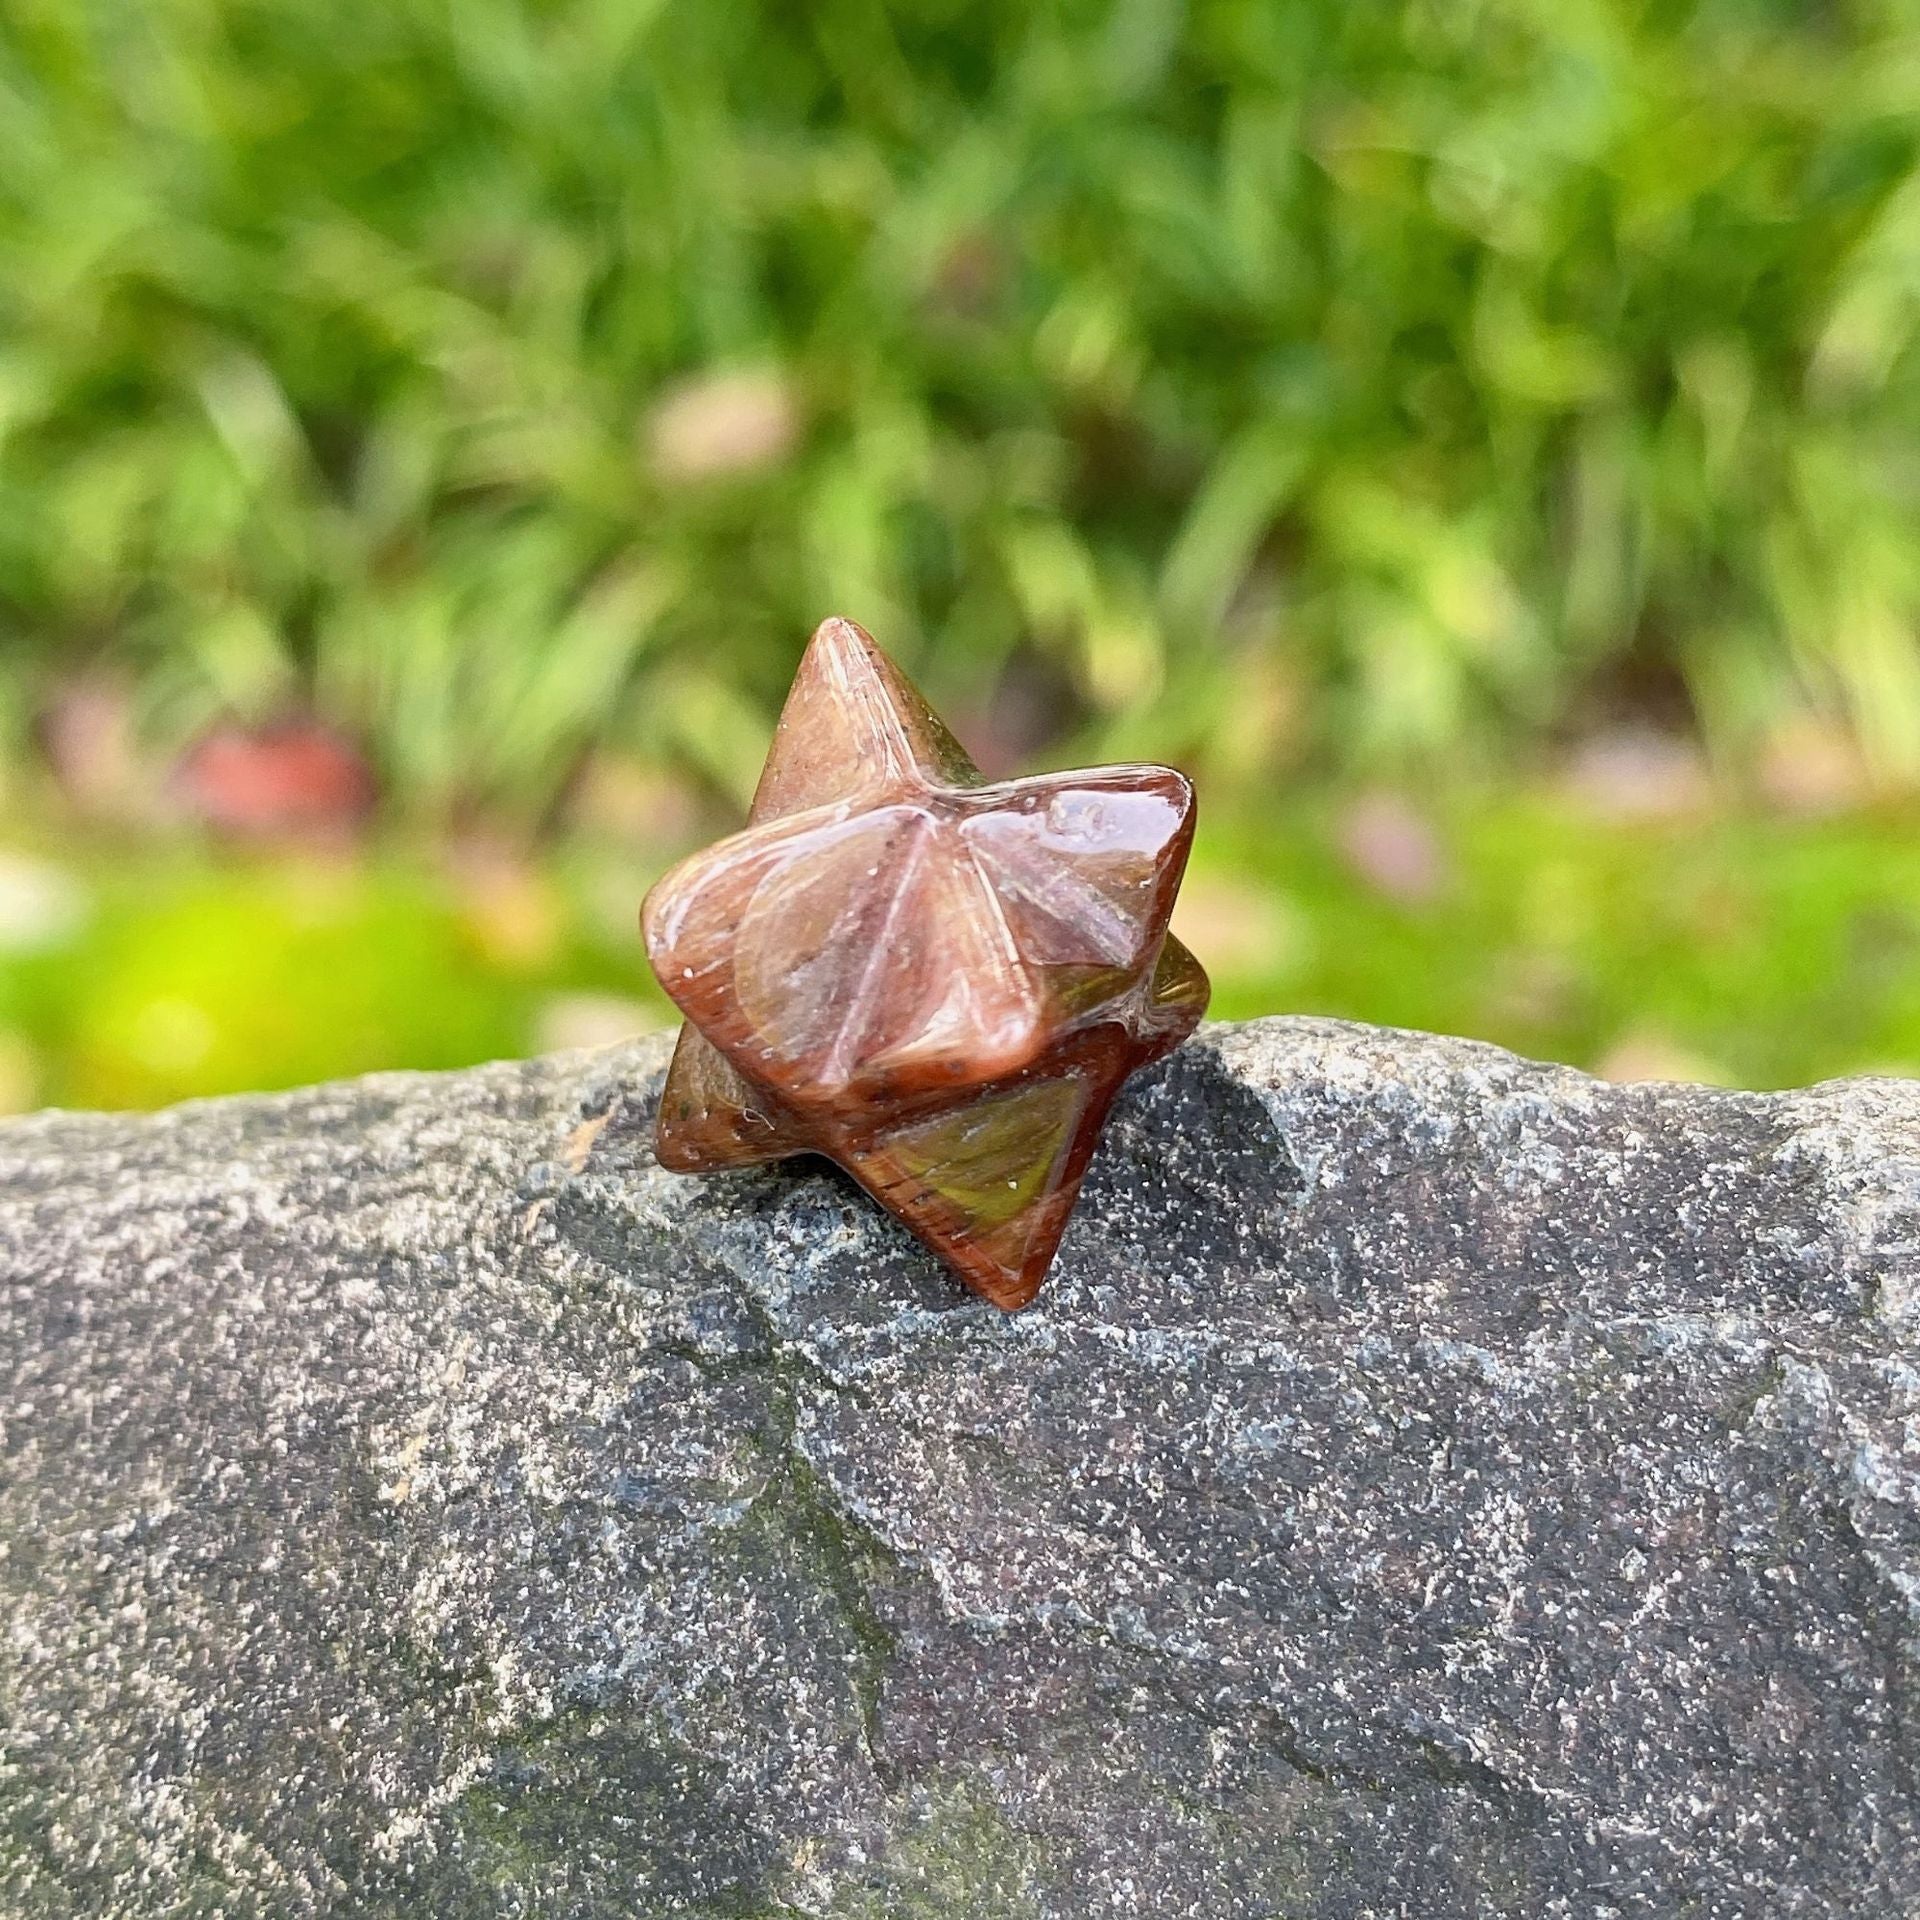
4, 1018, 1920, 1917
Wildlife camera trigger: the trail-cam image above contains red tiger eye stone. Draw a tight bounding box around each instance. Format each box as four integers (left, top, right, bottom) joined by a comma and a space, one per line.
640, 617, 1209, 1310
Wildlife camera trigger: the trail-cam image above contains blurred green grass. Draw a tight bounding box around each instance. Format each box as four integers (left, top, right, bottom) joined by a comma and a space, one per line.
8, 0, 1920, 803
2, 0, 1920, 1106
3, 787, 1917, 1112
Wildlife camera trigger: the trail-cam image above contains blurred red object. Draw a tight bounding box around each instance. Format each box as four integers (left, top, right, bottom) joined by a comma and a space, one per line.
173, 720, 377, 839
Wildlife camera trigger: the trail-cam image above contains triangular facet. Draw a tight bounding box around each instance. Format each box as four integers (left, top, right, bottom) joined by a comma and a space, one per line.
844, 1074, 1100, 1309
853, 828, 1036, 1088
728, 807, 926, 1089
648, 802, 1042, 1103
1139, 933, 1210, 1047
653, 1025, 798, 1172
749, 617, 981, 823
963, 767, 1194, 975
648, 803, 918, 1097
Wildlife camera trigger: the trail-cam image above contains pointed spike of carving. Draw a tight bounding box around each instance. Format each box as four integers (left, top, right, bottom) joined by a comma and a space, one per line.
844, 1074, 1099, 1309
964, 767, 1196, 974
750, 617, 982, 822
653, 1026, 800, 1172
1140, 934, 1211, 1046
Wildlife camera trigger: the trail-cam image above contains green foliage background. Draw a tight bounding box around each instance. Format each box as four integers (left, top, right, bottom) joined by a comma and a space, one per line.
2, 0, 1919, 1107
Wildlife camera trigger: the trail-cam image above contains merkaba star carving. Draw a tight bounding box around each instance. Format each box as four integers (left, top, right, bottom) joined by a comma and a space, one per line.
641, 617, 1209, 1309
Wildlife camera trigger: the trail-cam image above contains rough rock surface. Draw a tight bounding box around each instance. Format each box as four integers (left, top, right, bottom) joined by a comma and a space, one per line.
4, 1018, 1920, 1918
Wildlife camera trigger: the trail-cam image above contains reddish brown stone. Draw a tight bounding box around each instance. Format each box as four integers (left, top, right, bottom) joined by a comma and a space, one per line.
641, 617, 1208, 1310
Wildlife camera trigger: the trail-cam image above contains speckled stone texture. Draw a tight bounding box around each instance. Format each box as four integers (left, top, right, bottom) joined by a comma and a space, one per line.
4, 1020, 1920, 1918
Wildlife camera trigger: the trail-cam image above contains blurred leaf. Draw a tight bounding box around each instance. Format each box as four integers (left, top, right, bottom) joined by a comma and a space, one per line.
1159, 424, 1303, 635
652, 667, 775, 812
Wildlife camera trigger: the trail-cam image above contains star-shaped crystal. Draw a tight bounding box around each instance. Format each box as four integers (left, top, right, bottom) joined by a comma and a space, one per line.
641, 617, 1209, 1309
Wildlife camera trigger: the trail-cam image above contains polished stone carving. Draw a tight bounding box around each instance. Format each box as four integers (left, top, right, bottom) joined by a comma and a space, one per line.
641, 617, 1208, 1308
